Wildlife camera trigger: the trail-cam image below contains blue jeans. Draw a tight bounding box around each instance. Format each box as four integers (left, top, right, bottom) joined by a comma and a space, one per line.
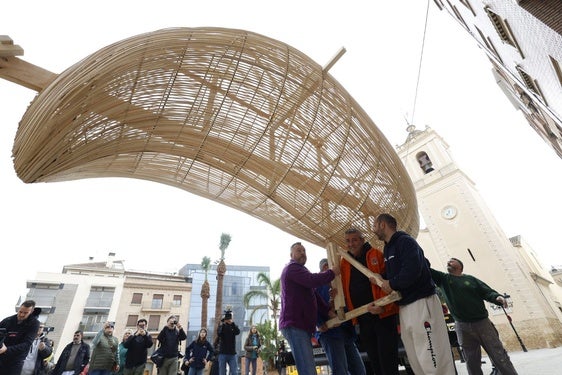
244, 357, 257, 375
188, 366, 205, 375
280, 327, 316, 375
319, 331, 366, 375
218, 354, 237, 375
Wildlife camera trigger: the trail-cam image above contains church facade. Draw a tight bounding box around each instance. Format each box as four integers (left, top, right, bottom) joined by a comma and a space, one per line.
397, 125, 562, 350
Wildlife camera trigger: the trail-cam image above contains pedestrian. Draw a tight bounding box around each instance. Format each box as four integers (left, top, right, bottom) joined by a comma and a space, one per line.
316, 258, 366, 375
50, 330, 90, 375
123, 318, 153, 375
216, 309, 240, 375
20, 323, 53, 375
279, 241, 340, 375
89, 321, 120, 375
115, 329, 132, 375
243, 326, 262, 375
374, 213, 455, 375
431, 258, 518, 375
156, 316, 187, 375
182, 328, 214, 375
0, 300, 41, 374
275, 341, 287, 375
341, 227, 400, 375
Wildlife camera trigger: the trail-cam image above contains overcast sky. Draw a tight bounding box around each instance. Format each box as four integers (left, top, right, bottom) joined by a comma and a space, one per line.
1, 1, 561, 319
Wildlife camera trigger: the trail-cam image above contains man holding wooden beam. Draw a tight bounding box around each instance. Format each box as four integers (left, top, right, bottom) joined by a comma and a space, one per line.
375, 213, 455, 375
340, 228, 400, 375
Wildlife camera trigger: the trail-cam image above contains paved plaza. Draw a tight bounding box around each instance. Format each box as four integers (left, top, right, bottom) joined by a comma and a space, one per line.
453, 347, 562, 375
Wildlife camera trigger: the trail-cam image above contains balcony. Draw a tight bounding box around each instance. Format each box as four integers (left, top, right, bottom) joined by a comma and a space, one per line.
83, 298, 113, 313
141, 301, 172, 312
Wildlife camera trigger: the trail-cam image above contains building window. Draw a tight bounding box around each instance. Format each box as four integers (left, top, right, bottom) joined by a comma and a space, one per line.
148, 315, 161, 331
127, 315, 139, 327
416, 152, 434, 174
550, 55, 562, 88
86, 287, 115, 308
152, 294, 164, 309
131, 293, 143, 305
459, 0, 476, 16
515, 65, 547, 104
484, 7, 524, 58
172, 295, 182, 307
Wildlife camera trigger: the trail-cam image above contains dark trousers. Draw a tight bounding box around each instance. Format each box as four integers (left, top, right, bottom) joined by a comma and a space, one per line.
358, 313, 399, 375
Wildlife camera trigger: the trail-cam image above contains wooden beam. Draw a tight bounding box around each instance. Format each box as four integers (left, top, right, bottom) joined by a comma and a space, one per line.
325, 292, 402, 328
0, 56, 57, 92
0, 35, 24, 57
326, 242, 346, 320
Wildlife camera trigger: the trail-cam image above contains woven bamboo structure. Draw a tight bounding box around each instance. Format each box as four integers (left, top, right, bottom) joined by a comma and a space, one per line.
8, 27, 419, 248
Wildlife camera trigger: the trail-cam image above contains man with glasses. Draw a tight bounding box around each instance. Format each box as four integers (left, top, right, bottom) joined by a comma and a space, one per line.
51, 330, 90, 375
123, 319, 154, 375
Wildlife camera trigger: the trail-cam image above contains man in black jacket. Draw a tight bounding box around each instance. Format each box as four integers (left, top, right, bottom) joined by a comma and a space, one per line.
0, 300, 41, 374
123, 318, 153, 375
51, 330, 90, 375
216, 309, 240, 375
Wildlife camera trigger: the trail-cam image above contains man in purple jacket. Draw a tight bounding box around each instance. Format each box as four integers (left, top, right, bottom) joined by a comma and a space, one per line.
279, 242, 340, 375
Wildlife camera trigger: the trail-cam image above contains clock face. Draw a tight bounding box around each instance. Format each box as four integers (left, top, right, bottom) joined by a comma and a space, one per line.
441, 205, 457, 219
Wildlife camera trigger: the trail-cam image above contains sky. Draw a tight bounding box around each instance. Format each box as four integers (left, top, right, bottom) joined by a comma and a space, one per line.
1, 0, 561, 319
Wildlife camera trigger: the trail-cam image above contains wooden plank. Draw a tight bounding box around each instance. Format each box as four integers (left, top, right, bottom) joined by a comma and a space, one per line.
337, 247, 385, 286
0, 56, 57, 91
0, 35, 24, 57
326, 242, 345, 320
325, 292, 402, 328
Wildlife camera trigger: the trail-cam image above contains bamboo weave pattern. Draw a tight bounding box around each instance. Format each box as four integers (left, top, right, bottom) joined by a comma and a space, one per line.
12, 27, 419, 247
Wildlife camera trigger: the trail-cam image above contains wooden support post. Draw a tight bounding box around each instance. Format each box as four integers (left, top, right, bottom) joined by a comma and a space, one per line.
326, 242, 346, 320
325, 293, 402, 328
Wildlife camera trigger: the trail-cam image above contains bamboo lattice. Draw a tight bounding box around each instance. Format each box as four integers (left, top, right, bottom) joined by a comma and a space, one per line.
11, 27, 419, 248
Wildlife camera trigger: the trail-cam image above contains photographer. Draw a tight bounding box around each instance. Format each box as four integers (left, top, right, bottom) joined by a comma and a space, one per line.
0, 300, 41, 374
216, 309, 240, 375
21, 324, 53, 375
156, 316, 187, 375
123, 318, 153, 374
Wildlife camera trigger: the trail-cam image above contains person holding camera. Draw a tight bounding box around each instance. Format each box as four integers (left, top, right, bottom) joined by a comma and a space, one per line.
0, 300, 41, 374
89, 321, 120, 375
243, 326, 262, 375
21, 323, 53, 375
123, 318, 153, 375
156, 316, 187, 375
216, 309, 240, 375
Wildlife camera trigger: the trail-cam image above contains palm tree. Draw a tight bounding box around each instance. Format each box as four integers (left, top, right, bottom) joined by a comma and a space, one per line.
213, 232, 231, 341
243, 273, 281, 332
200, 256, 212, 328
243, 273, 281, 372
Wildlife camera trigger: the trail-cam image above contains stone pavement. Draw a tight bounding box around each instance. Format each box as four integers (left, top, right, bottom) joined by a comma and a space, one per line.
453, 347, 562, 375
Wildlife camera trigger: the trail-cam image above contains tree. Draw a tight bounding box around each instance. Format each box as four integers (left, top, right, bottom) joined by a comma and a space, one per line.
243, 274, 282, 372
200, 256, 212, 328
213, 232, 231, 341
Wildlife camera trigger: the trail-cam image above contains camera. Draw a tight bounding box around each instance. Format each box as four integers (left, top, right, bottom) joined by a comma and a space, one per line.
172, 320, 178, 325
108, 322, 115, 328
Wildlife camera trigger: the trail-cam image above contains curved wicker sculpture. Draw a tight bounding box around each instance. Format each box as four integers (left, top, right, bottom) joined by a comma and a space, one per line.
12, 27, 419, 248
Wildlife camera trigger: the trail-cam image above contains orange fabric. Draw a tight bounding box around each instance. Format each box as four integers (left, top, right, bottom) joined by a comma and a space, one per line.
340, 246, 399, 324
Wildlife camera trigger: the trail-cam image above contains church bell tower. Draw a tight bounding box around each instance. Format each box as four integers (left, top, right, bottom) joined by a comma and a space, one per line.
396, 125, 562, 349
